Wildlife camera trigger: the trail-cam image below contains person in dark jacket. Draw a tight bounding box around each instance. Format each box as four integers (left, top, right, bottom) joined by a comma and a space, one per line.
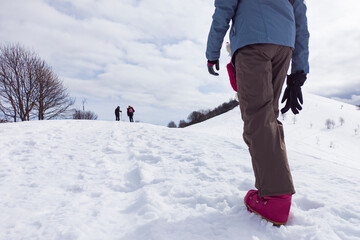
206, 0, 309, 225
115, 106, 122, 121
127, 106, 135, 122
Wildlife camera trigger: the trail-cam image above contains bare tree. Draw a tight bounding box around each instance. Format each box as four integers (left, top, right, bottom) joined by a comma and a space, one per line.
72, 109, 98, 120
325, 119, 335, 129
167, 121, 177, 128
34, 63, 74, 120
339, 117, 345, 126
0, 43, 38, 121
0, 113, 7, 123
0, 43, 74, 121
178, 120, 187, 128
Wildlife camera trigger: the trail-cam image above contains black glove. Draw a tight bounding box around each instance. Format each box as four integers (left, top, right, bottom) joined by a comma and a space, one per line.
281, 71, 307, 115
207, 60, 219, 76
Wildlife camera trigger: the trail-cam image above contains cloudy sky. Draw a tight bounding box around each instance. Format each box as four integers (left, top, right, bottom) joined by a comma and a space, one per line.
1, 0, 359, 125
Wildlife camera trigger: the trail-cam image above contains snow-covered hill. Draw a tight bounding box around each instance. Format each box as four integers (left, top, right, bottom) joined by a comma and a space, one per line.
1, 93, 360, 240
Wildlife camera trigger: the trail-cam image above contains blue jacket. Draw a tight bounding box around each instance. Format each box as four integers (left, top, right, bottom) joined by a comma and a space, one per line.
206, 0, 309, 73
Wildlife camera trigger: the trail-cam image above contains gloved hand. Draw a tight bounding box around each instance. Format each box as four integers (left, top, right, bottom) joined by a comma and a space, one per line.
281, 71, 307, 115
207, 60, 219, 76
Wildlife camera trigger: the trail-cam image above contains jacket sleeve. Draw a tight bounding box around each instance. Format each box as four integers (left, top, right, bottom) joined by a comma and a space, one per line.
206, 0, 238, 61
291, 0, 310, 74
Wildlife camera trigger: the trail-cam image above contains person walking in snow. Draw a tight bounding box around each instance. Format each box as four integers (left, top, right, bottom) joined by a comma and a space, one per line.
127, 106, 135, 122
115, 106, 122, 121
206, 0, 309, 225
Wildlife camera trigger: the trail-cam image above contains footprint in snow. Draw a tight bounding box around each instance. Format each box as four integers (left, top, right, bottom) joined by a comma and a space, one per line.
108, 166, 146, 193
294, 196, 325, 211
66, 184, 84, 193
137, 154, 162, 164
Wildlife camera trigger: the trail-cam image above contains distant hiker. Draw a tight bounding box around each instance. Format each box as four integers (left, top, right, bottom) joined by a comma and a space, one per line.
115, 106, 122, 121
206, 0, 309, 225
127, 106, 135, 122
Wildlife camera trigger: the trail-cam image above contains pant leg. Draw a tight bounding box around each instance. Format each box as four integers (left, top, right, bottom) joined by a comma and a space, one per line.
235, 43, 295, 197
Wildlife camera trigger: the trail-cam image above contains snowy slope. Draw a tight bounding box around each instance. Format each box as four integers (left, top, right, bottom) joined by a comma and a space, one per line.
1, 92, 360, 240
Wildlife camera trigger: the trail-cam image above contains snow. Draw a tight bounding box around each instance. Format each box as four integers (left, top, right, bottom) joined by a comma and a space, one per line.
1, 92, 360, 240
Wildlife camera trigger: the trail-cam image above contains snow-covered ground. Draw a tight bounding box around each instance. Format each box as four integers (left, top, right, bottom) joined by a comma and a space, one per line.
1, 92, 360, 240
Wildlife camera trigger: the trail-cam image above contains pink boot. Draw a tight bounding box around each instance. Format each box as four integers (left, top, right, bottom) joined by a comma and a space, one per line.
244, 190, 292, 225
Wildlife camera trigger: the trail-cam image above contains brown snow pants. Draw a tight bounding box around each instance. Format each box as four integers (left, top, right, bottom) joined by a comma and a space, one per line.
234, 44, 295, 197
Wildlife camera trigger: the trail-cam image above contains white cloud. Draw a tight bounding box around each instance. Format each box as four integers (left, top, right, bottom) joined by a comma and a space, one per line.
331, 95, 360, 106
306, 0, 360, 101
